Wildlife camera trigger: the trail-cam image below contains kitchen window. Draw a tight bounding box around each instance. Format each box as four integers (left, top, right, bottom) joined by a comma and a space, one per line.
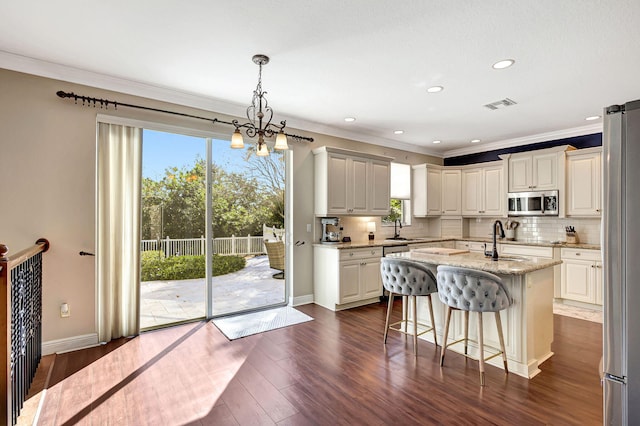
382, 162, 412, 226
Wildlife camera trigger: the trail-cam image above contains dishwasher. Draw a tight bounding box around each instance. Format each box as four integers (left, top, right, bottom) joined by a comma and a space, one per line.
381, 244, 410, 300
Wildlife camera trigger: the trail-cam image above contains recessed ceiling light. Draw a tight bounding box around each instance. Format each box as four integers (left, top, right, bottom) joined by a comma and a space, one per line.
394, 130, 404, 135
427, 86, 444, 93
471, 139, 481, 143
432, 140, 441, 144
585, 115, 601, 121
492, 59, 515, 69
344, 117, 356, 122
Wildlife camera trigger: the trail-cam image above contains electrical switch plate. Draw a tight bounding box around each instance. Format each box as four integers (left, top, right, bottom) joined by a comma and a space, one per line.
60, 303, 70, 318
306, 224, 311, 232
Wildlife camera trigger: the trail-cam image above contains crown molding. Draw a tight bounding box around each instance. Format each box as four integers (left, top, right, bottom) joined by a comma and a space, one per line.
1, 50, 601, 159
442, 123, 603, 158
1, 50, 442, 157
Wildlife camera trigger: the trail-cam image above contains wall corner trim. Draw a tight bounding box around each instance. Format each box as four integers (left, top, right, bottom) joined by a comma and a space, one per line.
42, 333, 100, 355
290, 294, 314, 306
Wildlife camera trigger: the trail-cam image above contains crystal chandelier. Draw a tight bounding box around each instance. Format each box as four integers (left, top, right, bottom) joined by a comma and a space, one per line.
230, 54, 289, 156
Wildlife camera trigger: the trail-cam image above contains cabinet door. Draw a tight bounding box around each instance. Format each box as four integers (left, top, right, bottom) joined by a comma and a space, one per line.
567, 153, 601, 216
441, 169, 461, 215
327, 154, 349, 214
369, 160, 391, 215
350, 157, 369, 214
483, 165, 505, 216
426, 168, 443, 216
339, 261, 361, 304
461, 168, 482, 216
561, 259, 593, 303
509, 156, 532, 191
532, 152, 557, 190
361, 259, 382, 299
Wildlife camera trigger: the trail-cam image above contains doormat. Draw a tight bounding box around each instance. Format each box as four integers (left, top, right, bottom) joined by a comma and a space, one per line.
212, 306, 313, 340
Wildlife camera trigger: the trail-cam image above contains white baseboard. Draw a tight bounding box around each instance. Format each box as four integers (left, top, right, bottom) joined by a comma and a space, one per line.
290, 294, 314, 306
42, 333, 100, 355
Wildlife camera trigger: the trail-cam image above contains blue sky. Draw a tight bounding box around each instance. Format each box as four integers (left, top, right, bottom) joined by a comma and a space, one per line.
142, 129, 249, 179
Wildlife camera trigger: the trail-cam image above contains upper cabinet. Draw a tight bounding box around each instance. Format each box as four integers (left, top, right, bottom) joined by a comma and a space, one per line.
503, 145, 575, 192
461, 161, 506, 217
412, 164, 442, 217
313, 146, 393, 216
441, 169, 462, 215
566, 147, 602, 217
412, 165, 464, 217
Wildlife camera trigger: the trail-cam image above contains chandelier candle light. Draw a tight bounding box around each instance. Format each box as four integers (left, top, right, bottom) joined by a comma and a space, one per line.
231, 54, 289, 156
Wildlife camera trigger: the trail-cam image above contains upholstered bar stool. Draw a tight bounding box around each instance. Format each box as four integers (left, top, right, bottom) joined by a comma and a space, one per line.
436, 265, 513, 386
380, 257, 438, 355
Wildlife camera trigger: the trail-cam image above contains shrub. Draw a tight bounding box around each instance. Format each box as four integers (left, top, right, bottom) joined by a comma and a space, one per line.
140, 252, 246, 281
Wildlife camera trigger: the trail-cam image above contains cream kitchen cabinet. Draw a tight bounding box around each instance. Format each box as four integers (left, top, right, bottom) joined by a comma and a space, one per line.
560, 248, 602, 305
503, 145, 575, 192
455, 240, 489, 253
412, 163, 442, 217
313, 146, 393, 216
461, 162, 505, 217
313, 246, 383, 311
409, 240, 455, 250
566, 148, 602, 217
441, 169, 462, 215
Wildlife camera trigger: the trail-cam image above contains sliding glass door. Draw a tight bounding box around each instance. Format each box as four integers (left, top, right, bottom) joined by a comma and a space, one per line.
140, 129, 286, 330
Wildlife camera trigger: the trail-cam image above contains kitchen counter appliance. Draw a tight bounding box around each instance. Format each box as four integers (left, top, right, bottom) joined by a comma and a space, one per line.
507, 190, 559, 216
320, 217, 341, 243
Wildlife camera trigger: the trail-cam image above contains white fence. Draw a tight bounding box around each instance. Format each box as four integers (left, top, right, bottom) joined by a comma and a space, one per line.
141, 236, 266, 257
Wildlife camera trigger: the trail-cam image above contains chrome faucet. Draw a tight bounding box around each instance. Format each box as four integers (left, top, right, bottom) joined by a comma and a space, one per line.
394, 219, 402, 239
488, 220, 505, 261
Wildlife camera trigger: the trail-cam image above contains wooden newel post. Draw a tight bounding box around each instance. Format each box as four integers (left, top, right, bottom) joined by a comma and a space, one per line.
1, 242, 10, 425
0, 244, 8, 262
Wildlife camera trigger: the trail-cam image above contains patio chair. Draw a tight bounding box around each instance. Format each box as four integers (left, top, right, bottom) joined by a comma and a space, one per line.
264, 240, 285, 279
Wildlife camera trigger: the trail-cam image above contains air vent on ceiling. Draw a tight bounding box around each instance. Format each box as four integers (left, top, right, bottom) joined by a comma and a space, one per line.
484, 98, 517, 110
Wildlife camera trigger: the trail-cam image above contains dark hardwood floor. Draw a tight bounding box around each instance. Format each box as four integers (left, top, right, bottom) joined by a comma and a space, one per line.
31, 300, 603, 425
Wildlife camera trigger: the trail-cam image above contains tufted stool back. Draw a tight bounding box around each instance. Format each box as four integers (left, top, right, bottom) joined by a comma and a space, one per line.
436, 265, 512, 312
380, 257, 439, 355
380, 258, 437, 297
436, 265, 513, 386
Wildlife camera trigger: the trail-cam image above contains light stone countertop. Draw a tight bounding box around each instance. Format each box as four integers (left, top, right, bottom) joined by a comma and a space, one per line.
388, 250, 562, 276
313, 237, 600, 251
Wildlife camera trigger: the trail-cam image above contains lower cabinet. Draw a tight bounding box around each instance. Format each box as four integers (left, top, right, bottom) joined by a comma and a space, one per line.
314, 246, 383, 311
455, 240, 488, 253
560, 248, 602, 305
409, 240, 455, 250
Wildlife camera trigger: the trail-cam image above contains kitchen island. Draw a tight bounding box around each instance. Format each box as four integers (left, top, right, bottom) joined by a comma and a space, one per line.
390, 249, 562, 379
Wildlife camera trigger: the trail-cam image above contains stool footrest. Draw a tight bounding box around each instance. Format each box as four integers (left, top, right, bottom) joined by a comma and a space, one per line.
388, 320, 434, 338
442, 338, 504, 363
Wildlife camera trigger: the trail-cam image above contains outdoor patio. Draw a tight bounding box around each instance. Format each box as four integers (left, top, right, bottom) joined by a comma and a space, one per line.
140, 255, 286, 329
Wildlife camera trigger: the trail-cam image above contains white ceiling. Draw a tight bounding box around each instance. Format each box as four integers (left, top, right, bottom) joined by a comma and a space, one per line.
2, 1, 639, 157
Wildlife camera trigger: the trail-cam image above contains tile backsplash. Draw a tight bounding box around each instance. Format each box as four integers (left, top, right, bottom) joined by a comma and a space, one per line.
318, 215, 601, 246
467, 217, 601, 245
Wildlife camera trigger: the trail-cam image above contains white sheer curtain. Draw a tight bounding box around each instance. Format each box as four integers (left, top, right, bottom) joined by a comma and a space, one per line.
97, 122, 142, 342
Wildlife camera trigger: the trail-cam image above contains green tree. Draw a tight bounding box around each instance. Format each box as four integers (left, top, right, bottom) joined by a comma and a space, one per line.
141, 157, 284, 240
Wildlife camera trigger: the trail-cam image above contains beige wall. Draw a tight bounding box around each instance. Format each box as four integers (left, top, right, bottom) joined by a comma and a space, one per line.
0, 68, 440, 349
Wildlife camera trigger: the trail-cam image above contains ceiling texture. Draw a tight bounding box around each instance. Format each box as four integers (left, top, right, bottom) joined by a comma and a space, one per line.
2, 1, 639, 157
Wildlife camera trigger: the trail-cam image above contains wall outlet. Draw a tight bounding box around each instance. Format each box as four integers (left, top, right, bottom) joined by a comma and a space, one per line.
60, 303, 70, 318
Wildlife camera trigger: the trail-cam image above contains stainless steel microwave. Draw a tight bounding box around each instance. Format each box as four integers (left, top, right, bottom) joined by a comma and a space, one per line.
507, 190, 559, 216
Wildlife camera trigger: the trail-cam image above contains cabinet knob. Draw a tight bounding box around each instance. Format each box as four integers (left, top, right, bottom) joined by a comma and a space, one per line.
349, 252, 354, 257
575, 253, 581, 256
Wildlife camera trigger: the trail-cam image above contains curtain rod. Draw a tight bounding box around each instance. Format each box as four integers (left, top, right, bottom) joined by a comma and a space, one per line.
55, 90, 314, 142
